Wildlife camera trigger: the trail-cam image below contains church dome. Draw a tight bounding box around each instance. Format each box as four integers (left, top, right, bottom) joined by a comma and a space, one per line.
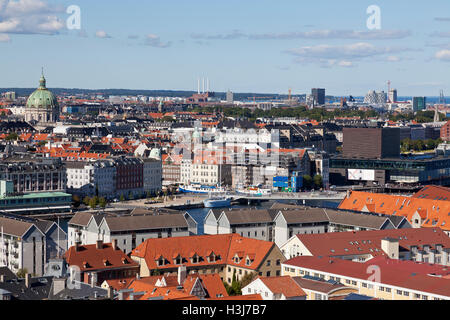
26, 72, 58, 110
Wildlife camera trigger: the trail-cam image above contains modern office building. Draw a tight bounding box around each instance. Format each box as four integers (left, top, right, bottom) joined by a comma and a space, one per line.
342, 127, 400, 159
330, 155, 450, 186
413, 97, 426, 112
311, 88, 325, 105
226, 90, 234, 104
389, 89, 398, 103
364, 90, 387, 105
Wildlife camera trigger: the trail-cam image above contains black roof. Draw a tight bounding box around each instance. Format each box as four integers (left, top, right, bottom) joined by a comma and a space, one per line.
0, 275, 54, 300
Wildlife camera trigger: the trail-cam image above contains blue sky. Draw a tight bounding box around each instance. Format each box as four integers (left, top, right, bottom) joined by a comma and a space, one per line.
1, 0, 450, 96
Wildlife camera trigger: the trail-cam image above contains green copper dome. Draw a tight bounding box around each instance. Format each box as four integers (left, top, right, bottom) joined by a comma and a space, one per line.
26, 72, 58, 110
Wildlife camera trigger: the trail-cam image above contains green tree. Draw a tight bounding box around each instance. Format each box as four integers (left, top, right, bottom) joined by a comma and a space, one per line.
89, 197, 97, 209
98, 197, 107, 208
5, 132, 19, 141
302, 175, 313, 190
72, 195, 81, 208
83, 196, 91, 206
313, 175, 323, 189
16, 268, 28, 278
120, 194, 125, 202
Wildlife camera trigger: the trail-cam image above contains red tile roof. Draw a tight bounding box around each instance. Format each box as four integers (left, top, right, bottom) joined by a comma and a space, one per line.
284, 256, 450, 298
294, 227, 450, 259
131, 234, 275, 272
257, 276, 307, 298
339, 191, 450, 231
64, 242, 138, 272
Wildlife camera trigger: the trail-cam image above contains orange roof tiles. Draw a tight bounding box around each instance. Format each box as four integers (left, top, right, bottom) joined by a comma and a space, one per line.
131, 234, 275, 272
339, 191, 450, 231
412, 186, 450, 201
257, 276, 307, 298
64, 242, 138, 272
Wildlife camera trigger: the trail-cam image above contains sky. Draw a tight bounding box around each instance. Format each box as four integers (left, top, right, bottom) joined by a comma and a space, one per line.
1, 0, 450, 96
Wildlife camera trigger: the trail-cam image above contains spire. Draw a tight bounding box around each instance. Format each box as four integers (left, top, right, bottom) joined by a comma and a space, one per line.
39, 67, 46, 89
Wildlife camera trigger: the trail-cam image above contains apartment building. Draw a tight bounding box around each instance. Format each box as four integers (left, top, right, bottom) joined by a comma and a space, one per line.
243, 275, 357, 300
64, 240, 139, 286
280, 227, 450, 265
66, 160, 116, 198
114, 157, 144, 199
204, 205, 408, 248
0, 158, 66, 194
130, 234, 286, 285
339, 190, 450, 234
68, 210, 197, 254
0, 215, 67, 276
282, 256, 450, 300
142, 158, 162, 195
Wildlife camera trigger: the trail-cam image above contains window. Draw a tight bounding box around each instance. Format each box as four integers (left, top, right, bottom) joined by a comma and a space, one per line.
266, 260, 271, 266
266, 271, 271, 277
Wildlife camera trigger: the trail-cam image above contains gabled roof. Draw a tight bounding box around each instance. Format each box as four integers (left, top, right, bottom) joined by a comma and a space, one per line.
64, 242, 138, 272
339, 191, 450, 231
257, 276, 306, 298
131, 234, 276, 271
0, 216, 36, 237
293, 227, 450, 258
102, 214, 188, 232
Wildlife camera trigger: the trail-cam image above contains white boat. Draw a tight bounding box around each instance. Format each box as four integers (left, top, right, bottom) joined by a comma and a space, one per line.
203, 197, 231, 208
236, 186, 272, 197
179, 184, 227, 194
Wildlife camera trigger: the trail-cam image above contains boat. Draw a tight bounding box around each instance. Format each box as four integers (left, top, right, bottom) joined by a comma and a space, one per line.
179, 184, 227, 194
235, 186, 272, 197
203, 197, 231, 208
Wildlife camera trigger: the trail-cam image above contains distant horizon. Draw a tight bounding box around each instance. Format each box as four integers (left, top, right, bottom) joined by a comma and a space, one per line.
0, 87, 447, 100
1, 0, 450, 96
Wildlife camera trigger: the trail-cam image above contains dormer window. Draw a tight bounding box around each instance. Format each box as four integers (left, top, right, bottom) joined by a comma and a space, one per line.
156, 256, 165, 267
207, 252, 216, 263
191, 253, 200, 264
173, 254, 183, 265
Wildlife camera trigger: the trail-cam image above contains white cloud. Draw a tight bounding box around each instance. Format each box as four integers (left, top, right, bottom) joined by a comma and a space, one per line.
338, 60, 354, 67
0, 0, 65, 35
386, 56, 401, 62
435, 49, 450, 61
144, 34, 171, 48
285, 42, 412, 67
191, 29, 411, 41
95, 30, 112, 39
0, 33, 11, 42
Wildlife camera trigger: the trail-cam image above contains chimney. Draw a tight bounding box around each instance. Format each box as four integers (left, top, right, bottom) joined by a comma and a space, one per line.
107, 286, 114, 300
178, 265, 187, 285
90, 273, 98, 288
381, 238, 399, 260
75, 240, 81, 252
112, 239, 118, 250
25, 273, 31, 288
52, 277, 67, 296
96, 239, 103, 250
0, 275, 4, 283
136, 273, 141, 280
